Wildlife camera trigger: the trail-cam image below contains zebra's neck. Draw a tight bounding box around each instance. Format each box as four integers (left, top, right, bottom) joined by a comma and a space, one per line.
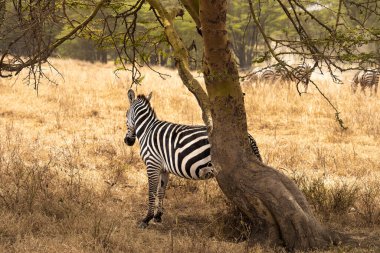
134, 105, 157, 139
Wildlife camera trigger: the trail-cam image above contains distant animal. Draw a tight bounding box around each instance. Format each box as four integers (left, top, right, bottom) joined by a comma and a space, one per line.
273, 65, 291, 82
243, 68, 278, 85
124, 90, 262, 228
281, 64, 312, 93
243, 64, 312, 92
351, 69, 379, 96
260, 68, 277, 82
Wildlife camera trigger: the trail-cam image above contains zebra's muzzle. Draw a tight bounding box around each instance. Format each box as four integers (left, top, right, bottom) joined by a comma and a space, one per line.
124, 136, 136, 146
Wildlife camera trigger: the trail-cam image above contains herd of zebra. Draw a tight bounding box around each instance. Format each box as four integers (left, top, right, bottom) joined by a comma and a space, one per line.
243, 64, 313, 92
243, 63, 379, 95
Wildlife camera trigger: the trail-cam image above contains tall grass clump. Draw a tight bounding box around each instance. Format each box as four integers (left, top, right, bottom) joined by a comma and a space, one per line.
0, 124, 56, 214
0, 124, 97, 219
292, 173, 380, 226
356, 181, 380, 225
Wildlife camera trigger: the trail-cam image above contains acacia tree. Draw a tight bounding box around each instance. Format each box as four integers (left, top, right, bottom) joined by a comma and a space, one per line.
1, 0, 380, 251
154, 0, 335, 250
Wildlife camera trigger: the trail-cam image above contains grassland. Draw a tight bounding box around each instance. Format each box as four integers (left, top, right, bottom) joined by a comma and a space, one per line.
0, 59, 379, 252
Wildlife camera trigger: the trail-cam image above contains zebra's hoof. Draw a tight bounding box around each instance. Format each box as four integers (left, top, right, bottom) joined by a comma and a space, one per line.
154, 212, 163, 223
154, 216, 162, 223
138, 221, 149, 229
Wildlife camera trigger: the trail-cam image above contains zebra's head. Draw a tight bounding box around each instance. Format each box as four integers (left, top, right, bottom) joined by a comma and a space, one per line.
124, 89, 152, 146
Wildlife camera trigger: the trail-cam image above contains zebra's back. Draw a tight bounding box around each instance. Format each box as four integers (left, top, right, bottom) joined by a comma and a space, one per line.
352, 69, 379, 95
362, 70, 379, 86
260, 69, 276, 82
291, 65, 312, 82
140, 122, 211, 180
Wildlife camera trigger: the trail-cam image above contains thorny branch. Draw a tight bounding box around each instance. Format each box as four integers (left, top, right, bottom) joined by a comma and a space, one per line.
0, 0, 108, 91
247, 0, 380, 130
98, 0, 170, 87
146, 0, 213, 130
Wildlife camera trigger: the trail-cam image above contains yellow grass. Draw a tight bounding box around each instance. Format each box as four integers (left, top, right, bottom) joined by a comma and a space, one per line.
0, 59, 379, 252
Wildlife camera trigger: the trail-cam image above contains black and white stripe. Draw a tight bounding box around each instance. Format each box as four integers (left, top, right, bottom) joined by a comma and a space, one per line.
124, 90, 262, 228
248, 134, 262, 162
270, 64, 312, 92
260, 68, 277, 82
289, 64, 312, 92
242, 68, 274, 84
243, 64, 312, 92
273, 65, 291, 82
352, 69, 379, 95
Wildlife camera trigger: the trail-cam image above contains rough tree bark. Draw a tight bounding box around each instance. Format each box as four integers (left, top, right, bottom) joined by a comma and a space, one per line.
200, 1, 335, 250
148, 0, 338, 251
0, 0, 5, 29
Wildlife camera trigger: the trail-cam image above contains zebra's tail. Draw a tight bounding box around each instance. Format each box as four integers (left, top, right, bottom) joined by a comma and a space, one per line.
248, 133, 263, 162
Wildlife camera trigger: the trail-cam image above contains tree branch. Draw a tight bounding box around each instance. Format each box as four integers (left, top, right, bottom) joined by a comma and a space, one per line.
146, 0, 212, 129
0, 0, 108, 74
247, 0, 348, 130
179, 0, 201, 31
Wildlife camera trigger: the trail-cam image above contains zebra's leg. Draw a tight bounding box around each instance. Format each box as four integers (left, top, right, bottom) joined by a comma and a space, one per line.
351, 81, 358, 93
154, 171, 169, 223
370, 83, 378, 96
139, 167, 160, 228
304, 80, 309, 93
286, 79, 291, 90
361, 84, 366, 95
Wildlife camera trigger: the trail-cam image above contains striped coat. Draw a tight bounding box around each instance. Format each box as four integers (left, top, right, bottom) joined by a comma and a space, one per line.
279, 64, 312, 92
243, 64, 312, 92
352, 69, 379, 95
124, 90, 262, 228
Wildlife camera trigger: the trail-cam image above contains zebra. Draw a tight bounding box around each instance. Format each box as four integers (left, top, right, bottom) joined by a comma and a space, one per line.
273, 64, 312, 92
242, 68, 261, 85
351, 69, 379, 96
243, 64, 312, 92
242, 68, 277, 85
289, 64, 312, 93
124, 89, 262, 228
260, 68, 277, 83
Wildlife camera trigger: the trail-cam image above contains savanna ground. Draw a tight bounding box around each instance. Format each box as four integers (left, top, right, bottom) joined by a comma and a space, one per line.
0, 59, 379, 253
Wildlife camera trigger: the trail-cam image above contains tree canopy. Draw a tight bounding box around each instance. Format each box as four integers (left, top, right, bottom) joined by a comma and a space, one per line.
1, 0, 379, 80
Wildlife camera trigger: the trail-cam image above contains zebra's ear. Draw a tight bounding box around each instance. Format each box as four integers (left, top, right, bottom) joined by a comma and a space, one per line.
146, 92, 153, 101
128, 89, 135, 104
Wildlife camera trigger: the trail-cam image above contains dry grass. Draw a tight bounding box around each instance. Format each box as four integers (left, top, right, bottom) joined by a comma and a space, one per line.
0, 59, 379, 252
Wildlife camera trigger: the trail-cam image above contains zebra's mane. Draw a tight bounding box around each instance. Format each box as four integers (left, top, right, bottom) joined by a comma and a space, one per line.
136, 94, 156, 118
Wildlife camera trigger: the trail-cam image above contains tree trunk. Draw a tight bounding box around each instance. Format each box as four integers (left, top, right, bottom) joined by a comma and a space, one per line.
0, 0, 5, 30
147, 0, 339, 250
199, 0, 337, 251
160, 52, 167, 66
99, 50, 107, 63
236, 47, 247, 69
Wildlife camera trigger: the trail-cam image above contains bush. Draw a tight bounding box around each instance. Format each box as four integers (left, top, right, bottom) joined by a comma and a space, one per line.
292, 173, 359, 219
